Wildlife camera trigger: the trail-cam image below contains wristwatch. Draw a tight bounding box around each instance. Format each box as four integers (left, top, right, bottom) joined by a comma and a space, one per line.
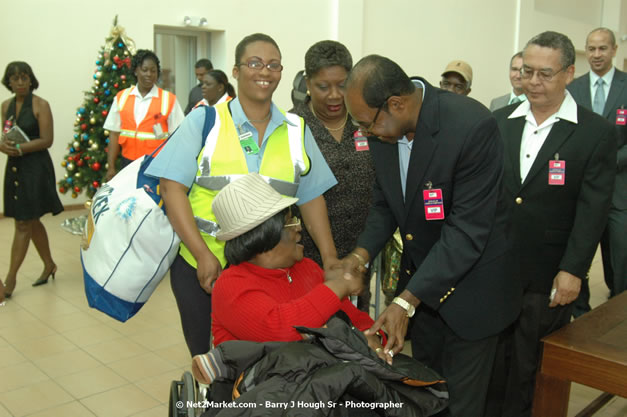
392, 297, 416, 318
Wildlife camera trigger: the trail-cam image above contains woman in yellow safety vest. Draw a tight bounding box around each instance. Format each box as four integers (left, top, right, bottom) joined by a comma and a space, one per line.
104, 49, 184, 180
146, 33, 341, 357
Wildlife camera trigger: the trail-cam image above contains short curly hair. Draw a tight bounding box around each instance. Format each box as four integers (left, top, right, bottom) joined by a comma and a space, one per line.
132, 49, 161, 77
2, 61, 39, 92
305, 40, 352, 78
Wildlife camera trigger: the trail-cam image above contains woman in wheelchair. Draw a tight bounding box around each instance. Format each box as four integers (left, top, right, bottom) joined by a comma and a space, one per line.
209, 173, 386, 356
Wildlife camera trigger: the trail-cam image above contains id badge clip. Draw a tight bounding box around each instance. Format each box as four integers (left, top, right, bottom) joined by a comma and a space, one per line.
616, 108, 627, 126
237, 125, 260, 155
548, 153, 565, 186
423, 181, 445, 221
353, 130, 369, 151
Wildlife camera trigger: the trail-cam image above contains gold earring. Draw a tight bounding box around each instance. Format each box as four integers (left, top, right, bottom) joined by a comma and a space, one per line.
306, 90, 310, 96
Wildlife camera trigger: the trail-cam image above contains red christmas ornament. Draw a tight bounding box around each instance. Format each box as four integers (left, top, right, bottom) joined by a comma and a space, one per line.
102, 110, 108, 116
92, 162, 101, 171
59, 187, 65, 193
84, 155, 90, 160
77, 159, 84, 167
67, 156, 74, 162
93, 181, 100, 188
81, 123, 87, 131
93, 97, 100, 104
74, 186, 80, 193
114, 83, 119, 88
120, 75, 126, 80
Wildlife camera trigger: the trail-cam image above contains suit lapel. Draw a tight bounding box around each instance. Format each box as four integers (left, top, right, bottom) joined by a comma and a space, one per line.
521, 119, 576, 189
404, 122, 437, 212
603, 70, 627, 118
503, 116, 526, 186
578, 73, 592, 110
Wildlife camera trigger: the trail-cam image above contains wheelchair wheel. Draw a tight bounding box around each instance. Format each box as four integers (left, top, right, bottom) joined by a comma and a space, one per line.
169, 371, 197, 417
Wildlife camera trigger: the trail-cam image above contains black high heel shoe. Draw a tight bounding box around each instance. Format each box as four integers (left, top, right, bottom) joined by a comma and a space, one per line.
32, 266, 57, 287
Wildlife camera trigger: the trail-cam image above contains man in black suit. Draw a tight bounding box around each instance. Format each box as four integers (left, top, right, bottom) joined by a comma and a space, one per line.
567, 27, 627, 317
493, 31, 617, 417
184, 58, 213, 114
342, 55, 522, 417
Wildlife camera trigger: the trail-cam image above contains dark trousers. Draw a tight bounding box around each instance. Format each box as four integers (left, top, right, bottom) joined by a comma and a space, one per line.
502, 292, 573, 417
120, 156, 133, 170
170, 254, 213, 356
410, 305, 498, 417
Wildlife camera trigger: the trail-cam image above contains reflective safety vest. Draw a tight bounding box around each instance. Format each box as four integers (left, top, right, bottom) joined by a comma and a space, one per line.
179, 101, 310, 268
117, 86, 176, 160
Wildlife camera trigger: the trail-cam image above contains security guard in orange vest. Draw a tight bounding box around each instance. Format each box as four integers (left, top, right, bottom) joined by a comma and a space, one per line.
146, 33, 344, 357
104, 50, 184, 180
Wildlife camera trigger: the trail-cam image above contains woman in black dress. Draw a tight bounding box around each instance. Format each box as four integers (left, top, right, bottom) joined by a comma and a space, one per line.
0, 61, 63, 302
290, 41, 376, 311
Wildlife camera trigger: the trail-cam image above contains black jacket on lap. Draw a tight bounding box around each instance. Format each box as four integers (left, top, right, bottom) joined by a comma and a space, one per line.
202, 318, 448, 417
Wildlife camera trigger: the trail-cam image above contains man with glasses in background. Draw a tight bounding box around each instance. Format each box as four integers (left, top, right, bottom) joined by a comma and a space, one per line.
568, 27, 627, 319
440, 60, 473, 96
341, 54, 521, 417
493, 31, 617, 417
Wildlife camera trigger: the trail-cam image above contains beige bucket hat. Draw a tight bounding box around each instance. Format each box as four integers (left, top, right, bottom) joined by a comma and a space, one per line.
212, 173, 299, 241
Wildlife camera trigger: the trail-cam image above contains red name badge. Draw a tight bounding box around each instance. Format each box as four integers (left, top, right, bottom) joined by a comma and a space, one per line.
353, 130, 369, 151
548, 160, 566, 185
423, 189, 445, 220
616, 109, 627, 126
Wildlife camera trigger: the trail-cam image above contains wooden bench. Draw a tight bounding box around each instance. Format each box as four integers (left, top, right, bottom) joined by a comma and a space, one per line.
532, 291, 627, 417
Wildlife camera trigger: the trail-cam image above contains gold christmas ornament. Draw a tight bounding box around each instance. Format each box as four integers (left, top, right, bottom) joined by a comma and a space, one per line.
88, 139, 94, 145
72, 192, 78, 198
61, 161, 67, 167
91, 143, 99, 151
64, 173, 68, 178
75, 172, 81, 178
73, 141, 80, 148
84, 200, 92, 209
95, 80, 100, 86
67, 163, 75, 171
90, 117, 96, 124
104, 130, 110, 136
96, 71, 102, 79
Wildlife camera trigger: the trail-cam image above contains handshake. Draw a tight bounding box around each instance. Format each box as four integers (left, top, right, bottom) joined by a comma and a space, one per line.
323, 251, 369, 299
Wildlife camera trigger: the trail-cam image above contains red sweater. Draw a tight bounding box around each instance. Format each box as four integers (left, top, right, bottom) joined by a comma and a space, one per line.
211, 258, 375, 346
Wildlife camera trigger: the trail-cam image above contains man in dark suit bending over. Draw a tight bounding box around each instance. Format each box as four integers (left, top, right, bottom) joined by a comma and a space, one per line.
567, 27, 627, 317
493, 31, 617, 417
341, 55, 522, 417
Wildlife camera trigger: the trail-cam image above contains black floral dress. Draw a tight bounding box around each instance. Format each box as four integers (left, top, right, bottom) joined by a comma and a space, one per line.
291, 100, 375, 266
3, 93, 63, 220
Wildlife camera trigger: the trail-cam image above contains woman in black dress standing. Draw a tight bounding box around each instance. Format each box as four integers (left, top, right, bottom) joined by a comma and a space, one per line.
290, 41, 376, 311
0, 61, 63, 302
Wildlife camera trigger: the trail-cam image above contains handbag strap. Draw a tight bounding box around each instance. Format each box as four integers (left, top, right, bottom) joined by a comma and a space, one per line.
148, 105, 213, 158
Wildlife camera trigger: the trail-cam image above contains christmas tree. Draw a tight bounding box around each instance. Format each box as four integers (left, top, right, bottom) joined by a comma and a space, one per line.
58, 16, 136, 198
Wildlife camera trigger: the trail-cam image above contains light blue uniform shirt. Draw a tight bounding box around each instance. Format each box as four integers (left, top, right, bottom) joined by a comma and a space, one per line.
145, 98, 337, 205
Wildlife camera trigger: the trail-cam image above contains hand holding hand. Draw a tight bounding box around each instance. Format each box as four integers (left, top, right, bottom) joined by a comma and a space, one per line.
324, 261, 364, 297
0, 139, 19, 156
549, 270, 581, 307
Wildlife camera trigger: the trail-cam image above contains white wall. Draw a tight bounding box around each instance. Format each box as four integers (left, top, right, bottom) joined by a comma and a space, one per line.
1, 0, 625, 212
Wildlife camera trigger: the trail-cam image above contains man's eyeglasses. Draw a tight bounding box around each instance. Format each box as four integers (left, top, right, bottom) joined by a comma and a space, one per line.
283, 216, 301, 228
351, 94, 395, 133
238, 57, 283, 72
520, 66, 566, 82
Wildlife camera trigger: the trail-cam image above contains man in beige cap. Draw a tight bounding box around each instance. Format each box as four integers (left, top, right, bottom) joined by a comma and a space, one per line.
440, 60, 473, 95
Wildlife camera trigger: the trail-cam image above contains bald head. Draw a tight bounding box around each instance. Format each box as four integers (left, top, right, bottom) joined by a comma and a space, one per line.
346, 55, 415, 109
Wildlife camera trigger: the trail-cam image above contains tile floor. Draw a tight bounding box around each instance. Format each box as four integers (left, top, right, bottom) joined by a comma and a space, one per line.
0, 209, 625, 417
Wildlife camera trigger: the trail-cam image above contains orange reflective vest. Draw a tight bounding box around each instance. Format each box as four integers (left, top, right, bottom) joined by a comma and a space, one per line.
117, 86, 176, 160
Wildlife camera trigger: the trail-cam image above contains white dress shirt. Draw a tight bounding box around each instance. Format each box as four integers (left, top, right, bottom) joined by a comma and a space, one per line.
103, 84, 185, 132
508, 90, 578, 182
